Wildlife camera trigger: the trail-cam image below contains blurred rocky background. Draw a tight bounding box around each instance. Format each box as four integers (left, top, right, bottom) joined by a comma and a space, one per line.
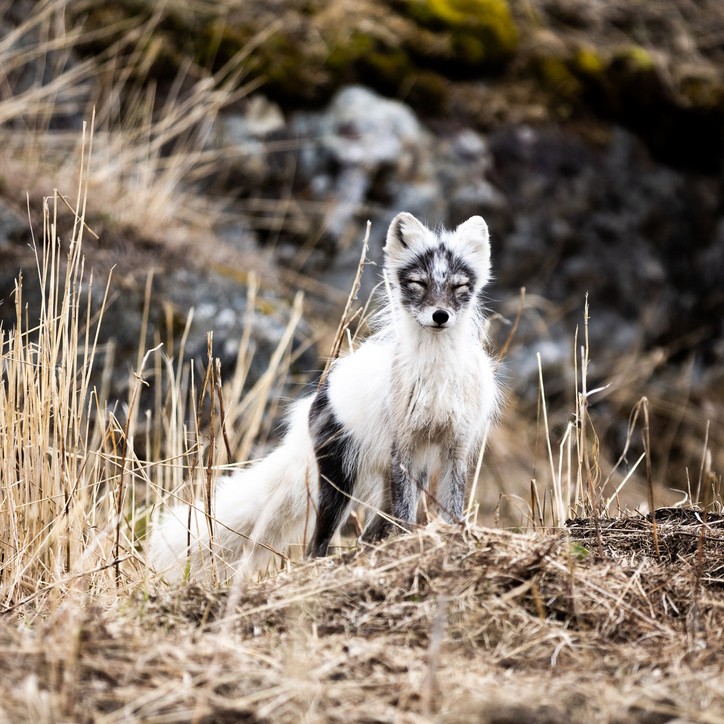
1, 0, 722, 519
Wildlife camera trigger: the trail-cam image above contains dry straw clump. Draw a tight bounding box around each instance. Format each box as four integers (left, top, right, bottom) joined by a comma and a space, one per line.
1, 522, 722, 722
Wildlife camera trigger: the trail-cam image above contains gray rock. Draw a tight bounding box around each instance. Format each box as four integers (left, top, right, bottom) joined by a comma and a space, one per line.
282, 86, 442, 292
0, 201, 25, 248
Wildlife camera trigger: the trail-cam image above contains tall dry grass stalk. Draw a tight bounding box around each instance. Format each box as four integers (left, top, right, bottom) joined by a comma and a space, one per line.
529, 297, 657, 530
0, 120, 123, 607
522, 290, 723, 533
0, 1, 315, 602
0, 122, 304, 608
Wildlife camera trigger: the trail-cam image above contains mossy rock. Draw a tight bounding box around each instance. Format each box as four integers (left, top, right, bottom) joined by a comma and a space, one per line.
679, 73, 724, 111
400, 0, 519, 73
524, 33, 584, 102
610, 45, 655, 73
523, 40, 661, 116
571, 46, 605, 77
327, 32, 411, 87
325, 31, 449, 107
578, 45, 664, 118
71, 0, 515, 107
565, 43, 723, 172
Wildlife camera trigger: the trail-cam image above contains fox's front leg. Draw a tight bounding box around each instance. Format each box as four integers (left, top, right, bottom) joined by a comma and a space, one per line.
390, 446, 420, 526
437, 457, 467, 523
360, 467, 392, 542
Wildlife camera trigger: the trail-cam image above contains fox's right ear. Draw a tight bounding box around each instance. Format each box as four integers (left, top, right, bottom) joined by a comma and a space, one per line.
384, 212, 428, 264
455, 215, 491, 282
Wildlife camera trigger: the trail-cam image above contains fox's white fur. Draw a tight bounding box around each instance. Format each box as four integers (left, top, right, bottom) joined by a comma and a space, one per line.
149, 213, 500, 582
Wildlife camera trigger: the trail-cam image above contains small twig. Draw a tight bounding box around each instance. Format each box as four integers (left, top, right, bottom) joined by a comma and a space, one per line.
215, 358, 233, 463
318, 221, 370, 388
114, 343, 162, 586
56, 191, 100, 240
496, 286, 526, 368
695, 420, 710, 506
422, 596, 447, 716
466, 421, 491, 521
693, 511, 707, 604
205, 333, 217, 585
530, 479, 543, 529
641, 397, 660, 558
536, 353, 561, 525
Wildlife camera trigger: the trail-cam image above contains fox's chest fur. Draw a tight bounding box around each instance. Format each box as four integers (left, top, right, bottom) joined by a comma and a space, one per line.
327, 330, 491, 463
392, 333, 485, 449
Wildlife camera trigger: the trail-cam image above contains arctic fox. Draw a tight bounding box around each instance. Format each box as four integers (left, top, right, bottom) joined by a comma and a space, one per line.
149, 212, 500, 582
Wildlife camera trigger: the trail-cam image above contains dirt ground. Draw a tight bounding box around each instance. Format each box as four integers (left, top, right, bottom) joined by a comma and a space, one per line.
1, 512, 722, 723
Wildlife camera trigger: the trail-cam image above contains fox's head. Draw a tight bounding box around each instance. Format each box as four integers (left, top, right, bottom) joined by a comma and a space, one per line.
384, 212, 491, 331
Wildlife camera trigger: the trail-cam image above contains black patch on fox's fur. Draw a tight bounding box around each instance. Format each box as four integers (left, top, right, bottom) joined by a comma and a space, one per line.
397, 246, 477, 310
307, 382, 357, 558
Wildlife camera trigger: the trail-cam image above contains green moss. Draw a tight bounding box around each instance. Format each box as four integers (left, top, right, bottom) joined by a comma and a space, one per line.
600, 45, 662, 115
404, 70, 451, 109
132, 511, 149, 546
526, 41, 666, 119
326, 31, 376, 69
572, 45, 605, 77
530, 56, 582, 99
570, 542, 590, 561
613, 45, 655, 72
327, 31, 414, 92
326, 28, 450, 107
199, 22, 326, 103
402, 0, 519, 71
261, 33, 325, 99
680, 76, 724, 109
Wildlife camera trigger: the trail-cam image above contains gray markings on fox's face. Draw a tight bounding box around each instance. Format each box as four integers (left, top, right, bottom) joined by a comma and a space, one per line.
396, 246, 477, 329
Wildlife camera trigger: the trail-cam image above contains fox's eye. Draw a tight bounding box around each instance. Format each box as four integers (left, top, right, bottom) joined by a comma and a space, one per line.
406, 280, 426, 290
453, 283, 470, 293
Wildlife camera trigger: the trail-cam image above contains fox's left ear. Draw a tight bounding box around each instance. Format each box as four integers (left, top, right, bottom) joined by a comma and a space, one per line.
456, 215, 491, 282
384, 212, 429, 265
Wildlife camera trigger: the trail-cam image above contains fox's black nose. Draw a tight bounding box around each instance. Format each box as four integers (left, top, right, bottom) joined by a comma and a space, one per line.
432, 309, 449, 326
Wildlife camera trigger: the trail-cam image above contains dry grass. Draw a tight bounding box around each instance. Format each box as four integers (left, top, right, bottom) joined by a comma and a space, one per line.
0, 0, 255, 251
0, 127, 304, 609
1, 522, 722, 722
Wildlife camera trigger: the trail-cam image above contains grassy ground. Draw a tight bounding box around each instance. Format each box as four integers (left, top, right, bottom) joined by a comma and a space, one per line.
2, 522, 722, 722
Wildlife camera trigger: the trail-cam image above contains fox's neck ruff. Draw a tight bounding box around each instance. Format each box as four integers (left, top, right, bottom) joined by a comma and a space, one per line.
384, 307, 486, 445
391, 303, 483, 362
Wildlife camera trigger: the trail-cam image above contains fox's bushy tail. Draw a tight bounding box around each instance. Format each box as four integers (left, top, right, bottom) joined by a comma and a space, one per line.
148, 397, 318, 583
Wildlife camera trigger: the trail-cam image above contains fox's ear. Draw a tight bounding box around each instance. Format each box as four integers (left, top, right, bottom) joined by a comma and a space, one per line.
456, 215, 491, 279
384, 212, 428, 264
